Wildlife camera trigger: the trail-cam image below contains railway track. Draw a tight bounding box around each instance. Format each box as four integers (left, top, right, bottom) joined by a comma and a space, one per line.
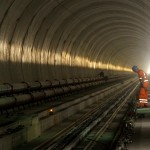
32, 81, 138, 150
77, 86, 137, 150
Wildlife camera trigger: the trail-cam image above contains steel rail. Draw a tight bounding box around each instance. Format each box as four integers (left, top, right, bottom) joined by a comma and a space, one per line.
34, 81, 136, 150
62, 83, 137, 150
32, 81, 131, 150
83, 84, 138, 150
33, 84, 121, 150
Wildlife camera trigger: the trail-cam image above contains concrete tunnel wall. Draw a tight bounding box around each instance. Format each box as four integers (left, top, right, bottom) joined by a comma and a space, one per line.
0, 0, 150, 83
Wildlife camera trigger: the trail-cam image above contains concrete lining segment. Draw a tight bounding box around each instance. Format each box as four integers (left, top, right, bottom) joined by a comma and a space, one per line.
1, 0, 150, 82
54, 0, 149, 62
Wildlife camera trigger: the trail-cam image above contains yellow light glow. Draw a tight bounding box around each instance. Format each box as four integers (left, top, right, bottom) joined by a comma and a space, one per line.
49, 109, 53, 113
0, 42, 131, 72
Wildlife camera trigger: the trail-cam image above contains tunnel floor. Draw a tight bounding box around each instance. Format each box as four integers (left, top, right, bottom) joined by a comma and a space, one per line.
15, 102, 100, 150
128, 113, 150, 150
128, 90, 150, 150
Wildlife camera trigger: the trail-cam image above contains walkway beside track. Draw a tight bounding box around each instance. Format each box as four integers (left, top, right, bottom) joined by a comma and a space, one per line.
128, 114, 150, 150
128, 88, 150, 150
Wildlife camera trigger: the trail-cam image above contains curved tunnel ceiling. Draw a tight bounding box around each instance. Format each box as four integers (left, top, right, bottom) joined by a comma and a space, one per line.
0, 0, 150, 83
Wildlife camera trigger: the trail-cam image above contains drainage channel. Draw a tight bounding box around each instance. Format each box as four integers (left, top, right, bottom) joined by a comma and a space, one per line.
32, 81, 138, 150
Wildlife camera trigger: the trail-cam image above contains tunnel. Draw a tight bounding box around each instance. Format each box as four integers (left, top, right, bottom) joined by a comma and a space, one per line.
0, 0, 150, 150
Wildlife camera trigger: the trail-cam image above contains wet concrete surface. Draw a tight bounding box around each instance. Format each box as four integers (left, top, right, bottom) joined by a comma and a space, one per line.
128, 114, 150, 150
